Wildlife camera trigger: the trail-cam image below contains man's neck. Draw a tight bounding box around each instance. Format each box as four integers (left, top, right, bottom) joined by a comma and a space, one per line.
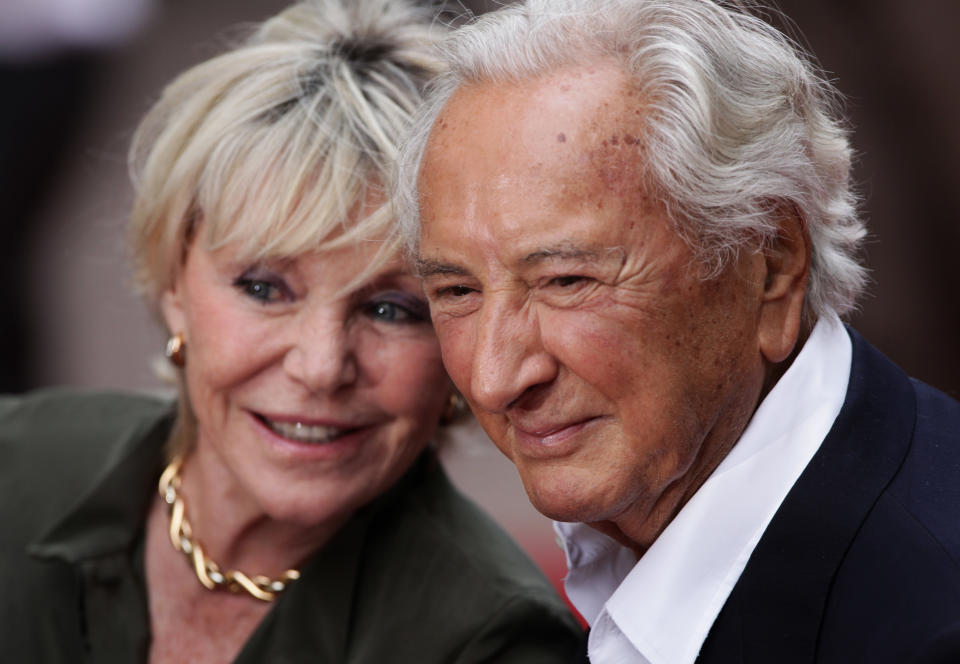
592, 319, 817, 556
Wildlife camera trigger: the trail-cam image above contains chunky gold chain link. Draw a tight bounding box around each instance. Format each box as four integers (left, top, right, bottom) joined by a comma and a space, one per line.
158, 457, 301, 602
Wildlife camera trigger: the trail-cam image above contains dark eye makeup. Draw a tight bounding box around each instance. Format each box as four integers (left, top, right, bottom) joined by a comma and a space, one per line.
230, 262, 429, 323
232, 268, 293, 304
363, 292, 429, 324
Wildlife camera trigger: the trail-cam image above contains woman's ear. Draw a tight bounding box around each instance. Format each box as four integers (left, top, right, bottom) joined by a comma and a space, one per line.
160, 279, 187, 339
758, 206, 811, 364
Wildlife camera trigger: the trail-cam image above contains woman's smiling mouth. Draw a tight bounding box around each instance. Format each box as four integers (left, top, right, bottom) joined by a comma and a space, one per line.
255, 414, 363, 444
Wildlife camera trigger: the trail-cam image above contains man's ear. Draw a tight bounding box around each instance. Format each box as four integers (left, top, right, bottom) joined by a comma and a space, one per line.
758, 206, 810, 364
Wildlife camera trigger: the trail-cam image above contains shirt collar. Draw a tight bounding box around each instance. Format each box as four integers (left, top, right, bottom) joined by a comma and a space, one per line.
556, 314, 852, 664
28, 405, 174, 563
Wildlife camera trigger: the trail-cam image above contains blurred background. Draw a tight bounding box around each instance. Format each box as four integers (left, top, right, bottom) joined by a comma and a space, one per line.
2, 0, 958, 616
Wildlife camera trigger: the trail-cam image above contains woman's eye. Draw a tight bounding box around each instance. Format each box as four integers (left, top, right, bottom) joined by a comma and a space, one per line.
365, 297, 428, 324
233, 277, 288, 303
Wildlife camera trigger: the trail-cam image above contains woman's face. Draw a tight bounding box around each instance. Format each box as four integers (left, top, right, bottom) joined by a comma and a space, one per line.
160, 233, 451, 529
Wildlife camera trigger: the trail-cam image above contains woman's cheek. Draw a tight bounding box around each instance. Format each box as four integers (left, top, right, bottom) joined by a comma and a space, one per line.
362, 334, 446, 406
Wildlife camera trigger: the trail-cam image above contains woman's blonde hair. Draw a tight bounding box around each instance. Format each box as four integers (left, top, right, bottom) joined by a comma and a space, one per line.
128, 0, 448, 457
129, 0, 447, 308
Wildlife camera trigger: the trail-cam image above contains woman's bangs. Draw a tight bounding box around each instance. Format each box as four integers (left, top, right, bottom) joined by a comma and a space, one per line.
196, 137, 398, 274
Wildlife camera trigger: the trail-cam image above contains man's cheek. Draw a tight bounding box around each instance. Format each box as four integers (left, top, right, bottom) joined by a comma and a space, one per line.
437, 324, 475, 391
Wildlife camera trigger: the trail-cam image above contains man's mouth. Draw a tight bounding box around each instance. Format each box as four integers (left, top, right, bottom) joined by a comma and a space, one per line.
257, 415, 362, 444
515, 416, 598, 440
509, 416, 607, 456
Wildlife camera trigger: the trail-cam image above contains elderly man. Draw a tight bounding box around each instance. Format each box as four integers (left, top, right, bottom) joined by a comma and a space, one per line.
396, 0, 960, 662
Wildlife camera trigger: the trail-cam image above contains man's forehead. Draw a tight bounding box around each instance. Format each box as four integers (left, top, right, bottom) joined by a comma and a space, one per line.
421, 72, 652, 215
416, 61, 661, 280
429, 62, 639, 149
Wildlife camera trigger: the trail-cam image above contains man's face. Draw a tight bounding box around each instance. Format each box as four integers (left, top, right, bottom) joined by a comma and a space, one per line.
418, 63, 774, 549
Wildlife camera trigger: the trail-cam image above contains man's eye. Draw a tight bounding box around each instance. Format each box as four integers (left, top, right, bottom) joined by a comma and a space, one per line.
446, 285, 475, 297
424, 283, 482, 318
549, 275, 587, 288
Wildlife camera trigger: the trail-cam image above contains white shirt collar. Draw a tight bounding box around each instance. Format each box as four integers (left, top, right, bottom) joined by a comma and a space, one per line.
555, 314, 852, 664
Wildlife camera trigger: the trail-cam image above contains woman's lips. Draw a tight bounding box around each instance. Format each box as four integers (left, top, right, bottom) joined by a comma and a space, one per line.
252, 412, 373, 445
258, 417, 353, 444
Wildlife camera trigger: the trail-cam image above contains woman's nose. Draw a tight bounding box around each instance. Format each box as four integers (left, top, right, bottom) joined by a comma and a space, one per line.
282, 308, 358, 394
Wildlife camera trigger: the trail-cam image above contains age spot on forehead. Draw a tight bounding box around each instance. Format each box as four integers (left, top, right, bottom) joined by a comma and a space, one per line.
591, 131, 644, 196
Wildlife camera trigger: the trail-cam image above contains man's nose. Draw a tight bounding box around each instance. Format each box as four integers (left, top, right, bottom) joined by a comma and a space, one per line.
469, 295, 557, 413
282, 307, 358, 394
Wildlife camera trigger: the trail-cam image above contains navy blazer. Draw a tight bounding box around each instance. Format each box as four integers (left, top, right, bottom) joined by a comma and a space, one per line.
573, 330, 960, 662
698, 329, 960, 662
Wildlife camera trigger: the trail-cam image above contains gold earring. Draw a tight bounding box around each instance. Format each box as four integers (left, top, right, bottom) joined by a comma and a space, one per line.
165, 333, 186, 367
440, 391, 468, 425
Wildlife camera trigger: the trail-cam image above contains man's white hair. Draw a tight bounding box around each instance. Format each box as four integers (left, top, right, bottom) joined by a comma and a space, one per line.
395, 0, 867, 320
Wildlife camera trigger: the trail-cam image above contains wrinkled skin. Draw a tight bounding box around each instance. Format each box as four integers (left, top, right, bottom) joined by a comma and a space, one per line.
416, 62, 809, 552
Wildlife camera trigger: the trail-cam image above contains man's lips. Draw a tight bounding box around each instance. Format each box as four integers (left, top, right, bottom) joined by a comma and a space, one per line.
511, 416, 604, 452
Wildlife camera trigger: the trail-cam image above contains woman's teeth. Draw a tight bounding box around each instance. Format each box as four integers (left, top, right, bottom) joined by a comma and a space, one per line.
264, 419, 353, 444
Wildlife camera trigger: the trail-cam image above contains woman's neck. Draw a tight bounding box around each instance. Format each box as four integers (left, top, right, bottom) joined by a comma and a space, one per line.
171, 443, 347, 578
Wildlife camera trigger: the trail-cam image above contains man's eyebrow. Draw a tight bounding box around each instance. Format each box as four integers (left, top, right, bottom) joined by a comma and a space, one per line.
522, 243, 621, 264
415, 258, 470, 278
416, 244, 623, 277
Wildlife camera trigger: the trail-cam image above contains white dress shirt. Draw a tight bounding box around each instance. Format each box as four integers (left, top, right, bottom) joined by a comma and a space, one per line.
555, 313, 852, 664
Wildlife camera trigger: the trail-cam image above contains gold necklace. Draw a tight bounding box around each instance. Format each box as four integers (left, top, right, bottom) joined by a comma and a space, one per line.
158, 457, 301, 602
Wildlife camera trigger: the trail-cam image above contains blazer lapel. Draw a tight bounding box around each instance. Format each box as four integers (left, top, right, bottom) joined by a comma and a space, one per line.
699, 329, 917, 663
570, 628, 590, 664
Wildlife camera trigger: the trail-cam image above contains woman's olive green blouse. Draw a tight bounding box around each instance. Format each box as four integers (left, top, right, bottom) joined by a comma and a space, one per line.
0, 389, 581, 662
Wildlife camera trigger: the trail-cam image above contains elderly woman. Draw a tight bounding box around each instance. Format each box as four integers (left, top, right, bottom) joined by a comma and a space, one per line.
0, 0, 581, 661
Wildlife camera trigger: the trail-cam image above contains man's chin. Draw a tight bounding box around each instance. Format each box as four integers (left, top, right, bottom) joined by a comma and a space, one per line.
521, 475, 615, 524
